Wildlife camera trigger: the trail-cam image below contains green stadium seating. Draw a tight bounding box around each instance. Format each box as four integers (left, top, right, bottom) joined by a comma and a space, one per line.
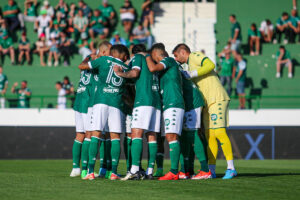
216, 0, 300, 109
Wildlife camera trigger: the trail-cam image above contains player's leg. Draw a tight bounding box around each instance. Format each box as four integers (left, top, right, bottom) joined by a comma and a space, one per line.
124, 114, 133, 173
205, 129, 218, 178
81, 131, 91, 178
98, 132, 107, 177
159, 108, 184, 180
179, 130, 190, 179
110, 132, 121, 180
154, 133, 165, 177
145, 132, 157, 179
104, 132, 112, 179
287, 60, 293, 78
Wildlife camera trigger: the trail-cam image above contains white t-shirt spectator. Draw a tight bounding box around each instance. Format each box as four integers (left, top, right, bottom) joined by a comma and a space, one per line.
133, 27, 149, 37
74, 16, 88, 30
57, 88, 66, 109
259, 20, 274, 34
37, 15, 52, 28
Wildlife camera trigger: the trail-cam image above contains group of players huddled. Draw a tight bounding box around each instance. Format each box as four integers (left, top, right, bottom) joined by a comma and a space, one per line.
69, 41, 238, 180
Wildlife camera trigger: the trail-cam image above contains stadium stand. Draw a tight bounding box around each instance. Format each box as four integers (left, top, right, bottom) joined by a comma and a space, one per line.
216, 0, 300, 109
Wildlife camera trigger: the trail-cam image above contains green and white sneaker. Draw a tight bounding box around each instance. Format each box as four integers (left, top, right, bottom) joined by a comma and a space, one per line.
105, 171, 112, 179
81, 170, 88, 179
153, 169, 163, 177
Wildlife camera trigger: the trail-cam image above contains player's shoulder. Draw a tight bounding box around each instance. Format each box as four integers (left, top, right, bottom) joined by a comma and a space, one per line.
190, 51, 207, 60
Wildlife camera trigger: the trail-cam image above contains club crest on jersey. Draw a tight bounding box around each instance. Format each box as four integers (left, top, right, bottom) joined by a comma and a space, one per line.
211, 114, 218, 121
165, 119, 170, 126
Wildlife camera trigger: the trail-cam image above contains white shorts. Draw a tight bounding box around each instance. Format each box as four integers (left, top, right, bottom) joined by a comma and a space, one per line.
75, 111, 89, 133
85, 107, 93, 131
126, 115, 132, 133
183, 107, 202, 130
131, 106, 161, 133
91, 104, 125, 133
162, 108, 184, 135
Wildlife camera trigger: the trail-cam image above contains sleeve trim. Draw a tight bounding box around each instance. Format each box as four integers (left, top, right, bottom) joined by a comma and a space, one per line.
160, 62, 167, 69
132, 66, 141, 70
200, 57, 208, 66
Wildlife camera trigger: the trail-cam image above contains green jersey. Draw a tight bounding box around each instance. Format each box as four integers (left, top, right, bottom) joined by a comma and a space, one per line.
248, 28, 261, 37
88, 70, 99, 107
73, 70, 93, 113
0, 37, 13, 49
129, 54, 161, 110
159, 57, 184, 111
19, 38, 30, 46
27, 4, 36, 17
0, 73, 8, 93
89, 56, 129, 112
3, 4, 19, 18
91, 15, 107, 29
98, 5, 114, 19
231, 21, 242, 40
276, 50, 291, 60
220, 57, 234, 77
15, 88, 31, 108
179, 67, 204, 111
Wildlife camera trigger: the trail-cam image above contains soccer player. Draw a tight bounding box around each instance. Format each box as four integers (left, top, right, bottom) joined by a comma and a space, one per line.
178, 66, 210, 180
78, 44, 130, 180
113, 44, 161, 180
0, 66, 8, 108
145, 43, 185, 180
172, 44, 237, 179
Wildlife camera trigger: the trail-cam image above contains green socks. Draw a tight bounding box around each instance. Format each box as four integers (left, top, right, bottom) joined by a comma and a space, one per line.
81, 138, 90, 170
124, 136, 132, 172
147, 141, 157, 174
131, 138, 143, 167
72, 139, 82, 169
194, 130, 209, 172
179, 131, 190, 173
111, 139, 121, 174
105, 139, 112, 171
99, 138, 106, 169
169, 140, 180, 174
156, 153, 164, 170
88, 136, 100, 173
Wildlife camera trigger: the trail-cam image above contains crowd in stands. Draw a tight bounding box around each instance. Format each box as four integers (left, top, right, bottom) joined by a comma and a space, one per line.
0, 0, 155, 66
217, 1, 298, 108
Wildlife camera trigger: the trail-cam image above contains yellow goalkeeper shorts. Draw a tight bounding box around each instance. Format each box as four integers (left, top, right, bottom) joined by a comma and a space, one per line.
203, 100, 229, 129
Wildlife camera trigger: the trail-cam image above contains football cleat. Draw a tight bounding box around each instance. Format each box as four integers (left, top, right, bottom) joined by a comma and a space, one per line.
105, 171, 112, 179
70, 168, 81, 177
81, 170, 88, 179
83, 173, 95, 180
158, 171, 179, 180
98, 168, 107, 178
222, 169, 237, 179
179, 172, 190, 179
191, 170, 212, 180
153, 168, 164, 177
110, 173, 121, 180
145, 174, 154, 180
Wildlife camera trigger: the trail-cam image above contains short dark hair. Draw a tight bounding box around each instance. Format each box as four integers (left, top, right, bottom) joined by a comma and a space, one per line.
150, 43, 168, 57
22, 80, 27, 84
230, 14, 236, 19
172, 43, 191, 54
279, 45, 285, 50
110, 44, 130, 59
63, 76, 70, 83
132, 44, 146, 54
282, 12, 289, 16
56, 81, 62, 86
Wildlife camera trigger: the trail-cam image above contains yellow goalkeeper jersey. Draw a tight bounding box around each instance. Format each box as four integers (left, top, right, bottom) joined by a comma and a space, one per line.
188, 51, 230, 106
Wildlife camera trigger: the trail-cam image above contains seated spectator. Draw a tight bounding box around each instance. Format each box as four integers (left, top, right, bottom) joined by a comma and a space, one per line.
56, 12, 67, 32
47, 33, 59, 67
274, 12, 290, 44
56, 81, 67, 109
229, 14, 242, 57
78, 0, 92, 19
99, 0, 116, 28
55, 0, 68, 19
132, 23, 153, 48
62, 76, 74, 95
78, 32, 92, 60
66, 3, 77, 36
259, 19, 274, 43
218, 49, 234, 95
18, 32, 30, 65
287, 9, 300, 43
233, 52, 246, 109
120, 0, 135, 33
126, 33, 139, 49
35, 9, 52, 40
23, 0, 37, 23
3, 0, 22, 33
89, 9, 109, 39
0, 66, 8, 108
73, 9, 88, 42
58, 31, 72, 66
11, 80, 32, 108
276, 45, 293, 78
34, 33, 49, 66
141, 0, 154, 29
0, 31, 15, 65
110, 31, 127, 45
40, 0, 54, 19
248, 23, 260, 56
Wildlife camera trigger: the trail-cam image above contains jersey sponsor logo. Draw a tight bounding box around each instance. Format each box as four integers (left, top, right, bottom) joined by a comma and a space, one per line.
103, 85, 119, 93
211, 114, 218, 121
77, 86, 86, 93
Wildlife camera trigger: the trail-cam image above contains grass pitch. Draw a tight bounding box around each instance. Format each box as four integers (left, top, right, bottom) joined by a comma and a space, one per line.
0, 160, 299, 200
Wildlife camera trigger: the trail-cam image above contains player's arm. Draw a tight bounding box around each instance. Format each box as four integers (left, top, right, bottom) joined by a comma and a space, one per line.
114, 65, 140, 78
11, 82, 18, 93
78, 54, 97, 70
188, 55, 215, 78
25, 89, 32, 97
146, 56, 165, 72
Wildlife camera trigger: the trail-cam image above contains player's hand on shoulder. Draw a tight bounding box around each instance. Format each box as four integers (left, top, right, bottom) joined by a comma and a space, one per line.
113, 65, 123, 74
